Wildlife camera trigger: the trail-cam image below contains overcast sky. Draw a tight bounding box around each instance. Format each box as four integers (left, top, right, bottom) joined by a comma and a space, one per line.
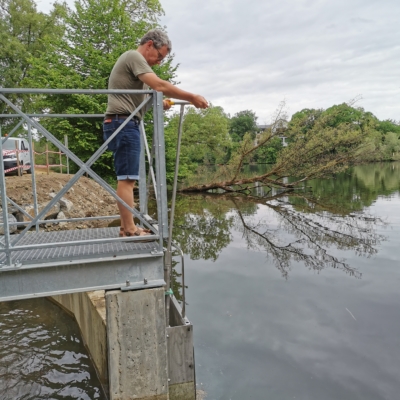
37, 0, 399, 124
160, 0, 399, 124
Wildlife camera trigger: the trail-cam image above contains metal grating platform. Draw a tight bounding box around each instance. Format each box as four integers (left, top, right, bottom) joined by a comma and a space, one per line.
0, 227, 165, 301
0, 227, 160, 266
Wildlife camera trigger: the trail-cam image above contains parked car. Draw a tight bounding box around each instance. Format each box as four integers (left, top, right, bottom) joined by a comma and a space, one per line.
2, 137, 32, 174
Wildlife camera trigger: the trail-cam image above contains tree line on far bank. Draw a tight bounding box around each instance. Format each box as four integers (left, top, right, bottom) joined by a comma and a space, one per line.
164, 102, 400, 190
1, 0, 399, 192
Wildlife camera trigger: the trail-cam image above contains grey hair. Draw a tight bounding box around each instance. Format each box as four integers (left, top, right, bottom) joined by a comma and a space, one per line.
140, 29, 172, 53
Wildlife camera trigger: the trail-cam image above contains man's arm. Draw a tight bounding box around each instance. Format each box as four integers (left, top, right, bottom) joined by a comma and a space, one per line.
139, 72, 208, 109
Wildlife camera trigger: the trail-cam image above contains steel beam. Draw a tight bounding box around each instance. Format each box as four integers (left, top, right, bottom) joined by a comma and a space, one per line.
0, 253, 164, 302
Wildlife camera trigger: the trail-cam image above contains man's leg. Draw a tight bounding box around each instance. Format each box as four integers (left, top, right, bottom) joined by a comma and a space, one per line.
116, 179, 136, 233
108, 119, 150, 237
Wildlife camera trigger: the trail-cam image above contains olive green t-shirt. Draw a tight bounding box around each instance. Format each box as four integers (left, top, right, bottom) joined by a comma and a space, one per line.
105, 50, 154, 119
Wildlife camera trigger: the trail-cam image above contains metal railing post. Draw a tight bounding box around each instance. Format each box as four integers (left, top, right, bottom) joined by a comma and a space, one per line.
27, 122, 40, 232
141, 120, 158, 201
65, 135, 69, 174
152, 92, 170, 324
16, 141, 21, 177
139, 122, 148, 216
0, 124, 12, 266
153, 92, 169, 240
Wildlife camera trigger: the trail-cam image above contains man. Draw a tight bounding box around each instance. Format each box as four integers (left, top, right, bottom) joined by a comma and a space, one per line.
104, 29, 208, 238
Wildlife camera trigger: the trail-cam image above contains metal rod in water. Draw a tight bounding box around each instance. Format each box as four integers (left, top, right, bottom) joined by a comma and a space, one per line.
165, 104, 186, 324
167, 105, 185, 252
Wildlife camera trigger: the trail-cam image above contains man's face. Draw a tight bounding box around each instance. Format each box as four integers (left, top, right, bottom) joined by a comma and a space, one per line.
147, 42, 169, 66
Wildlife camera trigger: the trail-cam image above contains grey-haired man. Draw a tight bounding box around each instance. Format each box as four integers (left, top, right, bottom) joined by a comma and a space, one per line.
104, 29, 208, 238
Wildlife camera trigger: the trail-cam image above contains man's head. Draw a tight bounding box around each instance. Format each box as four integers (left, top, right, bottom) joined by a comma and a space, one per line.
138, 29, 172, 66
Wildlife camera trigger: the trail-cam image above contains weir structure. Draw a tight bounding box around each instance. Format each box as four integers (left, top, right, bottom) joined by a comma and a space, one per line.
0, 88, 195, 400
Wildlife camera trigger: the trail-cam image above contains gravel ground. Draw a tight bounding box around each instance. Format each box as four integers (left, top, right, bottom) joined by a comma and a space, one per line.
3, 173, 121, 231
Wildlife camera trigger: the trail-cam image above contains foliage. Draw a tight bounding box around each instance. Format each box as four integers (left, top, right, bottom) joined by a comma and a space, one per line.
229, 109, 258, 142
22, 0, 176, 180
253, 136, 283, 164
0, 0, 65, 125
164, 105, 231, 183
275, 105, 374, 179
0, 0, 65, 88
289, 104, 400, 163
376, 119, 400, 135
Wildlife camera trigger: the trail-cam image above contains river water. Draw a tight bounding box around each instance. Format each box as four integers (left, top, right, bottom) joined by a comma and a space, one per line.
174, 162, 400, 400
0, 162, 399, 399
0, 298, 106, 399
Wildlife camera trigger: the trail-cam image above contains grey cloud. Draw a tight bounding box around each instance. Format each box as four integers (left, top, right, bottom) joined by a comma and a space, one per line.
162, 0, 400, 121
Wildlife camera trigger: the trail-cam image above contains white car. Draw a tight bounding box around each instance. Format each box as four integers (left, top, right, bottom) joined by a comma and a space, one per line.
2, 137, 32, 174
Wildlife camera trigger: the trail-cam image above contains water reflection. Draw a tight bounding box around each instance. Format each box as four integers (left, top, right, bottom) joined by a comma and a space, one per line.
174, 193, 385, 280
0, 298, 106, 400
234, 195, 384, 278
173, 163, 400, 281
289, 162, 400, 214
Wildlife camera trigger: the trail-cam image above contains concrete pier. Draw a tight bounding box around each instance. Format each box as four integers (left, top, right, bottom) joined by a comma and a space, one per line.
106, 288, 168, 400
50, 289, 196, 400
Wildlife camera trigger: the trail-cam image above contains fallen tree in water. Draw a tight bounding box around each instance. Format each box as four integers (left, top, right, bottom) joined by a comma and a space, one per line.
180, 102, 379, 194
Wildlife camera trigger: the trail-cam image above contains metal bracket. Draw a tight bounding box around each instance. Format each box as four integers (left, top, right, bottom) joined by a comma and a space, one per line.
121, 279, 165, 292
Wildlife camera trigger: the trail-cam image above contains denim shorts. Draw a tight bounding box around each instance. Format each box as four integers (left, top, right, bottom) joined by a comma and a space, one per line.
103, 118, 141, 180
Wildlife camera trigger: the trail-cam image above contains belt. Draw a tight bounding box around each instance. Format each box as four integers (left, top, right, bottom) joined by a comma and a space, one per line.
105, 114, 140, 121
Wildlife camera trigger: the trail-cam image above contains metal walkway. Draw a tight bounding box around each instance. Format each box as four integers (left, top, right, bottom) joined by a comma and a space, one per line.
0, 227, 160, 265
0, 88, 171, 302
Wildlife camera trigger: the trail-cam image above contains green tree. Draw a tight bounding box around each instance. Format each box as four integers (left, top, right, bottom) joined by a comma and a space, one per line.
0, 0, 65, 123
288, 108, 323, 135
0, 0, 65, 88
164, 105, 231, 183
292, 106, 400, 162
253, 136, 283, 164
24, 0, 175, 180
376, 119, 400, 136
229, 109, 258, 142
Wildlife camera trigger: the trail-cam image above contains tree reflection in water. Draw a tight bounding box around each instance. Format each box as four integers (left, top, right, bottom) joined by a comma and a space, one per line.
172, 192, 386, 282
233, 194, 384, 279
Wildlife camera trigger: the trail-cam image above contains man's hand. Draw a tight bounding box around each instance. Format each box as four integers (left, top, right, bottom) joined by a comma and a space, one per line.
163, 99, 172, 110
191, 95, 208, 109
139, 73, 209, 109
